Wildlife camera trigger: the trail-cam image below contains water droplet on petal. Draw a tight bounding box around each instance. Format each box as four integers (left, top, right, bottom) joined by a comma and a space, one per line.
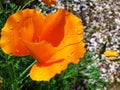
71, 52, 74, 56
51, 56, 54, 60
60, 64, 64, 68
10, 27, 13, 30
65, 12, 69, 16
62, 41, 65, 44
6, 39, 10, 43
16, 20, 20, 23
77, 31, 82, 35
67, 55, 70, 58
16, 50, 19, 53
67, 34, 70, 38
63, 60, 66, 63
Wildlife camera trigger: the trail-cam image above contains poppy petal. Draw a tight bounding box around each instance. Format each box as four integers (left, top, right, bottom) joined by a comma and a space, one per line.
24, 41, 57, 63
31, 10, 45, 42
30, 59, 68, 81
40, 9, 84, 47
54, 9, 85, 64
40, 9, 66, 47
0, 27, 30, 56
59, 10, 84, 48
53, 42, 86, 64
42, 0, 56, 5
29, 42, 85, 81
0, 9, 45, 56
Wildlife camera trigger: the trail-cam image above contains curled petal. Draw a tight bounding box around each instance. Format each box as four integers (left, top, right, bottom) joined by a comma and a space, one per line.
30, 59, 68, 81
40, 9, 66, 47
40, 9, 84, 47
59, 9, 84, 48
0, 9, 45, 56
24, 41, 57, 63
55, 9, 85, 64
30, 42, 85, 81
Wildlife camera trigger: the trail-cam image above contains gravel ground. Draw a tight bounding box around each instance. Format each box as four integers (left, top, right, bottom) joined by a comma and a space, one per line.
77, 0, 120, 85
37, 0, 120, 89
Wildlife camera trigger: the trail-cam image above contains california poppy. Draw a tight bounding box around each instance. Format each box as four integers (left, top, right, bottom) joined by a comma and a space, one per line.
42, 0, 56, 5
0, 9, 86, 81
104, 50, 118, 60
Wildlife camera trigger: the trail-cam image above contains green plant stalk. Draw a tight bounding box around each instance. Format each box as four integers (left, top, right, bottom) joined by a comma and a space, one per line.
19, 60, 37, 79
19, 74, 29, 89
19, 60, 37, 89
16, 6, 22, 11
20, 0, 35, 10
5, 57, 19, 90
63, 75, 74, 80
0, 1, 4, 10
12, 62, 19, 90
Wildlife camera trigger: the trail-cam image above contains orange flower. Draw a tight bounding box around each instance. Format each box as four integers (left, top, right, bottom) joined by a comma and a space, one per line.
0, 9, 86, 81
104, 50, 118, 60
42, 0, 56, 5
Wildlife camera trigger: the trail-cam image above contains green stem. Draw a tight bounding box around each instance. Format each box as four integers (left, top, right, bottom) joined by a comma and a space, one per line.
20, 0, 35, 10
5, 55, 19, 90
19, 74, 29, 89
19, 60, 37, 79
16, 6, 22, 11
0, 2, 4, 9
19, 60, 37, 89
